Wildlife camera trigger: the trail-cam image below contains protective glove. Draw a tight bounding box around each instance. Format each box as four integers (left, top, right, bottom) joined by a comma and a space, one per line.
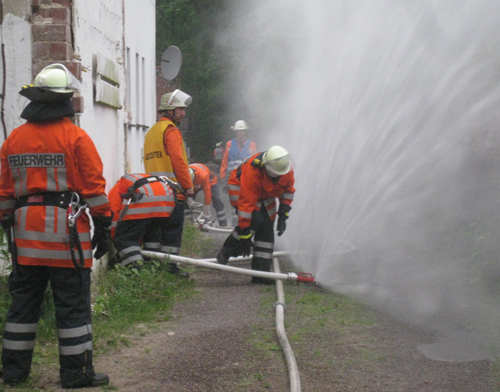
187, 197, 195, 210
222, 183, 229, 194
236, 226, 253, 257
92, 215, 112, 259
276, 204, 291, 237
277, 216, 287, 236
1, 214, 14, 231
202, 205, 212, 220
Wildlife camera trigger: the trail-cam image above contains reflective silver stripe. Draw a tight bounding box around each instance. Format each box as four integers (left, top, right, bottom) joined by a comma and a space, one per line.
59, 340, 92, 356
119, 246, 141, 258
254, 251, 273, 259
85, 195, 109, 208
4, 322, 38, 333
0, 199, 16, 210
143, 242, 160, 250
12, 168, 29, 196
124, 206, 174, 215
121, 254, 143, 266
17, 247, 93, 260
254, 241, 273, 249
3, 338, 36, 351
238, 210, 252, 219
216, 211, 226, 218
58, 324, 92, 339
267, 206, 277, 216
135, 195, 175, 204
256, 201, 262, 208
229, 195, 239, 202
15, 230, 72, 242
281, 193, 293, 200
160, 246, 179, 254
228, 185, 240, 191
56, 167, 68, 191
148, 171, 175, 178
46, 168, 59, 191
111, 221, 118, 229
57, 205, 68, 234
228, 160, 243, 171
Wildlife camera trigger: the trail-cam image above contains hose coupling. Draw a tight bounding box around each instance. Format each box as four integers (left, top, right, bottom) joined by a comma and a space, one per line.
296, 272, 315, 283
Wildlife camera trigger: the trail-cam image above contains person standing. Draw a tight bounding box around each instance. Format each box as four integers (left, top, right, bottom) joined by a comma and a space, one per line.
0, 64, 112, 388
217, 146, 295, 284
143, 89, 194, 276
213, 142, 224, 172
220, 120, 257, 225
220, 120, 257, 182
189, 163, 227, 227
109, 173, 176, 267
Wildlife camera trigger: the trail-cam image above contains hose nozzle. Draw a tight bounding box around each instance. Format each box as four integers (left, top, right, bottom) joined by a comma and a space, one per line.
296, 272, 315, 283
286, 272, 315, 283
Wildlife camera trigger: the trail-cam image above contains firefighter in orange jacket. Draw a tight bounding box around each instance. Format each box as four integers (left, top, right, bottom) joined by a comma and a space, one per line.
109, 174, 176, 267
0, 64, 111, 388
216, 146, 295, 284
143, 89, 194, 277
189, 163, 227, 227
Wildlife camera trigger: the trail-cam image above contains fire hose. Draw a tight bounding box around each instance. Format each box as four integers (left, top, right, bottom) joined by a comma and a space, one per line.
140, 250, 314, 391
140, 250, 314, 283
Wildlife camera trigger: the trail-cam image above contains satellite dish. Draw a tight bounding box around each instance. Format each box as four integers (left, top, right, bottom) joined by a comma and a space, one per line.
160, 46, 183, 81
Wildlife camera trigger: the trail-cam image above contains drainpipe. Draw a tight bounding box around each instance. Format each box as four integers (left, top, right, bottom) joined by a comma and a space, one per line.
273, 257, 301, 392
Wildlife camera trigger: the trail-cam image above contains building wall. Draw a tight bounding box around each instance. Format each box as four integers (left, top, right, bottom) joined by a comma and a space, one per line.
123, 0, 156, 175
0, 0, 156, 187
0, 0, 32, 143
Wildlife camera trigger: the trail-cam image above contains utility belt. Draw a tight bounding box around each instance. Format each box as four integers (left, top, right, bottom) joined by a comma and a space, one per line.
16, 192, 77, 210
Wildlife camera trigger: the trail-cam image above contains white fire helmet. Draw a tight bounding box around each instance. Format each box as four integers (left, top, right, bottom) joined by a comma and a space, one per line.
233, 120, 248, 131
19, 63, 81, 102
159, 89, 192, 110
262, 146, 292, 176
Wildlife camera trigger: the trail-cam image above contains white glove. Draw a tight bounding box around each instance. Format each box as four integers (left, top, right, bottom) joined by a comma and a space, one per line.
187, 197, 195, 210
202, 205, 212, 219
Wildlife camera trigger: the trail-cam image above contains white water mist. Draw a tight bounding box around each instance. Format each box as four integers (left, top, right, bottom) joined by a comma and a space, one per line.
220, 0, 500, 354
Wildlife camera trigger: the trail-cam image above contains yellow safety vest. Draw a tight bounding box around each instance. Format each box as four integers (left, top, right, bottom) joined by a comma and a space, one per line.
143, 119, 188, 182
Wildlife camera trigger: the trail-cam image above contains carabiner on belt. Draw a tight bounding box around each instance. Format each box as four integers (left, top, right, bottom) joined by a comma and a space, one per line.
68, 192, 86, 227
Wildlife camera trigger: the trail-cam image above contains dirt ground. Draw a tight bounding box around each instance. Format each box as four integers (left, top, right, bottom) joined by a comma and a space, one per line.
15, 233, 500, 391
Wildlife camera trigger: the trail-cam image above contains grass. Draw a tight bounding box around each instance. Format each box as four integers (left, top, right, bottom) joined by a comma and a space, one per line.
0, 221, 214, 389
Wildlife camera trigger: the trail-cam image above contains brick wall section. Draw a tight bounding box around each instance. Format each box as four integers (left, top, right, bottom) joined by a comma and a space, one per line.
31, 0, 84, 113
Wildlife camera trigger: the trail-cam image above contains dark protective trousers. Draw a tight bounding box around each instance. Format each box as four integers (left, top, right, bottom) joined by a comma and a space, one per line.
1, 265, 94, 384
220, 206, 275, 271
159, 201, 185, 255
113, 217, 164, 266
210, 184, 226, 225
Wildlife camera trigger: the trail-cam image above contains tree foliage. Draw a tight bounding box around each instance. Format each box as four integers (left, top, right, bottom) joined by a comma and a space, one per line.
156, 0, 231, 162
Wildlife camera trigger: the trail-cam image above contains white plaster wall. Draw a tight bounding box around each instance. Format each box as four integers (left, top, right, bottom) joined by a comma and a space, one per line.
0, 10, 32, 145
123, 0, 156, 175
72, 0, 126, 190
73, 0, 156, 188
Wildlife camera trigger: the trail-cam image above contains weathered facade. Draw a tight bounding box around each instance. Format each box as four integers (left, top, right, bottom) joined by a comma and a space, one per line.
0, 0, 157, 185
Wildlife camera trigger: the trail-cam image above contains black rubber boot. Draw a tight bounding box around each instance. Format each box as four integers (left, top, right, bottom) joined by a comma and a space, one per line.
216, 247, 232, 265
168, 262, 189, 278
61, 372, 109, 389
218, 219, 227, 227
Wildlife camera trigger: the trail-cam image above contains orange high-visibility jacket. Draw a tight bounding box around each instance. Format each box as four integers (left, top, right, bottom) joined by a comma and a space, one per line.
0, 118, 111, 268
109, 173, 176, 238
220, 138, 257, 180
228, 152, 295, 229
189, 163, 217, 206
